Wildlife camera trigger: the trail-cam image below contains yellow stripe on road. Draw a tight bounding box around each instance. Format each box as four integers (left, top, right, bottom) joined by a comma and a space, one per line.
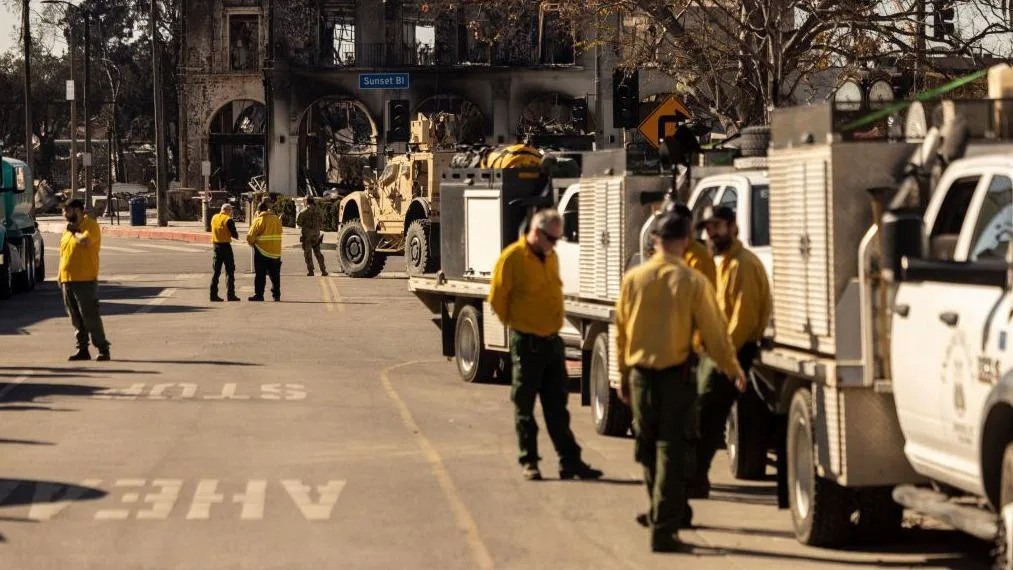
319, 279, 335, 312
380, 361, 494, 570
326, 278, 344, 313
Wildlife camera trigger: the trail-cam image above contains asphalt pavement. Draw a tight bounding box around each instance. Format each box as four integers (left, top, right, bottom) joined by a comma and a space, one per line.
0, 234, 993, 569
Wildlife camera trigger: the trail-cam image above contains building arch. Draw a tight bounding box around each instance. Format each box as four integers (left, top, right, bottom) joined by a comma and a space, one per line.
296, 96, 379, 196
414, 94, 487, 144
208, 99, 267, 193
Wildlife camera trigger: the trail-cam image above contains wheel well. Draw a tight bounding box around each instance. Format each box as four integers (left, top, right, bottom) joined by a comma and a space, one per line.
404, 200, 429, 233
341, 201, 360, 223
981, 403, 1013, 508
581, 321, 607, 351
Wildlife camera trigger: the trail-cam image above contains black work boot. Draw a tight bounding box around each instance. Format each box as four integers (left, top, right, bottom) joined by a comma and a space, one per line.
321, 271, 329, 276
248, 295, 264, 302
227, 295, 241, 302
637, 505, 693, 529
96, 349, 111, 362
68, 348, 91, 361
521, 463, 543, 481
307, 270, 314, 276
210, 295, 224, 302
651, 532, 692, 553
559, 462, 603, 480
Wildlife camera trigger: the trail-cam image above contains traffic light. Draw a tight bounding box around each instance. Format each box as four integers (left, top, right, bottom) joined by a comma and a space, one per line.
933, 1, 956, 39
612, 68, 640, 129
571, 97, 588, 132
388, 99, 410, 143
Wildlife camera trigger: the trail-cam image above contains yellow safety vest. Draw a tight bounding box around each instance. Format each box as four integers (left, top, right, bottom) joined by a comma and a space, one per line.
247, 212, 283, 259
211, 213, 234, 244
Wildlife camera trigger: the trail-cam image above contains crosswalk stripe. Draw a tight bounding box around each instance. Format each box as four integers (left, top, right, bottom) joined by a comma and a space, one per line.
130, 243, 208, 253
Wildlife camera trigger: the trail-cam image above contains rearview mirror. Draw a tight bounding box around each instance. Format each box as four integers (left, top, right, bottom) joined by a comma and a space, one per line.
881, 208, 924, 281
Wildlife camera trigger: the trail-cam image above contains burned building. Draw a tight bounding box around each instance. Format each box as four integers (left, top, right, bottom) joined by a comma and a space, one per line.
179, 0, 623, 196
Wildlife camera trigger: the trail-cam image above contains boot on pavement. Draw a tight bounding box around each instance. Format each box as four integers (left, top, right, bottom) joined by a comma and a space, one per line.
636, 505, 693, 529
96, 350, 111, 362
321, 271, 329, 276
210, 295, 224, 302
651, 532, 692, 553
248, 295, 264, 302
227, 295, 241, 302
521, 463, 542, 481
559, 462, 603, 480
307, 270, 314, 276
68, 349, 91, 361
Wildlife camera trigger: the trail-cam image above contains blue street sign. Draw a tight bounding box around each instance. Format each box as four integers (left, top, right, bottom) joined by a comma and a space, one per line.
359, 73, 410, 90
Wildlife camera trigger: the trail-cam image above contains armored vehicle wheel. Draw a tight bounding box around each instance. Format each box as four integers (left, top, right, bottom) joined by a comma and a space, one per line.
788, 388, 855, 546
590, 331, 631, 436
0, 243, 13, 300
406, 220, 438, 276
454, 305, 497, 383
727, 386, 771, 480
337, 219, 386, 278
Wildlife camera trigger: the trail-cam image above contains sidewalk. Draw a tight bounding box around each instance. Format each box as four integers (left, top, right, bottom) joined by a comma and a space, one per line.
36, 214, 336, 250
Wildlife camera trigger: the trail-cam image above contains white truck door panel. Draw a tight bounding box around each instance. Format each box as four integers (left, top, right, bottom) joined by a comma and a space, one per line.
464, 190, 503, 277
556, 184, 581, 296
892, 280, 949, 463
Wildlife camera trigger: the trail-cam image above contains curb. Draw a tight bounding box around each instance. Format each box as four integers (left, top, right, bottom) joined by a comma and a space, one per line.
37, 221, 337, 250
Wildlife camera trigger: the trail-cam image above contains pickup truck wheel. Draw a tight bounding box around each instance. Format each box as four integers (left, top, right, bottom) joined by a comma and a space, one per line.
405, 220, 438, 276
454, 305, 497, 383
590, 331, 631, 436
996, 443, 1013, 569
727, 386, 771, 480
0, 243, 13, 300
854, 486, 903, 543
788, 388, 855, 546
337, 220, 386, 278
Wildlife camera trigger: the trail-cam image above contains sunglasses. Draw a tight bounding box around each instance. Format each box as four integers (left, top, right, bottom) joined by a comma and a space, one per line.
539, 229, 561, 244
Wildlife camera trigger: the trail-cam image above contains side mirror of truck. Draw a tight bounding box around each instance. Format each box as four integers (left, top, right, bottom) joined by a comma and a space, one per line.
881, 208, 924, 281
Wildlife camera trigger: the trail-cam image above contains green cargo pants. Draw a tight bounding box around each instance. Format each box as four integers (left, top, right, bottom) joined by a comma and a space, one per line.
61, 281, 110, 351
693, 342, 759, 486
509, 330, 582, 469
630, 364, 695, 537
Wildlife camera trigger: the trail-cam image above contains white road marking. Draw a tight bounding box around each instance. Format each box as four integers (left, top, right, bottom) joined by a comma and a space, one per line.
233, 480, 267, 520
29, 479, 104, 521
186, 480, 225, 520
101, 245, 149, 254
92, 383, 147, 400
89, 383, 307, 400
131, 243, 208, 254
135, 479, 183, 520
203, 383, 250, 400
148, 383, 197, 399
136, 288, 177, 314
0, 374, 29, 401
94, 479, 147, 520
281, 480, 346, 521
260, 384, 307, 401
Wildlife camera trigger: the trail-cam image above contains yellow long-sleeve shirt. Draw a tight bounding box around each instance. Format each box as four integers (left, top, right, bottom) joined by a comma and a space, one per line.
717, 240, 772, 350
487, 238, 564, 337
247, 211, 283, 259
684, 239, 717, 288
59, 215, 102, 283
615, 252, 742, 378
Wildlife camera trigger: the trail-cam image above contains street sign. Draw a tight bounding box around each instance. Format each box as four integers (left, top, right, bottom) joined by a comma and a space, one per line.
638, 95, 693, 150
201, 160, 212, 177
359, 73, 410, 90
66, 80, 76, 101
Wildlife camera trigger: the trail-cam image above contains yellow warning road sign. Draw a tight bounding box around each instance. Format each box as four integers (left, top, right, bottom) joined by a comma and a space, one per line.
638, 96, 693, 150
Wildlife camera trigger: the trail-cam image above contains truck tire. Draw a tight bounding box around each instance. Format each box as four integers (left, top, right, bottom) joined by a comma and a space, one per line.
13, 242, 33, 292
854, 486, 903, 544
727, 387, 771, 480
337, 219, 386, 278
454, 305, 497, 383
996, 443, 1013, 570
739, 125, 771, 158
34, 240, 44, 285
0, 243, 13, 300
590, 331, 631, 436
405, 220, 438, 276
788, 388, 855, 546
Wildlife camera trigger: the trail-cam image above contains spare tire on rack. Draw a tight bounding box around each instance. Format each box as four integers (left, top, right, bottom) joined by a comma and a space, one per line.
739, 125, 771, 158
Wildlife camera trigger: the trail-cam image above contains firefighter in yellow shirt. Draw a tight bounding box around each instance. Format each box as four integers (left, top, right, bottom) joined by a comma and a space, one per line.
615, 211, 744, 552
691, 205, 773, 498
59, 199, 111, 361
488, 209, 602, 482
246, 201, 283, 301
210, 203, 241, 302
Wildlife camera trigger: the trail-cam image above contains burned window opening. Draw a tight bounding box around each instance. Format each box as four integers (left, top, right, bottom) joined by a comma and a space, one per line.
298, 99, 378, 197
209, 100, 266, 194
229, 14, 260, 72
320, 0, 357, 67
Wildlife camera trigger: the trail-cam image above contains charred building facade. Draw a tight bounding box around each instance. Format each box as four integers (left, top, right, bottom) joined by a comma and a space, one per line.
179, 0, 624, 196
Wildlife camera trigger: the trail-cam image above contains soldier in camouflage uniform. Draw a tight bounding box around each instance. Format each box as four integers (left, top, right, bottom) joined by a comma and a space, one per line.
296, 197, 328, 276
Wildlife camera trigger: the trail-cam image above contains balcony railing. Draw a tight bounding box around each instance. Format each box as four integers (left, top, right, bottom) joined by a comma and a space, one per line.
315, 40, 576, 69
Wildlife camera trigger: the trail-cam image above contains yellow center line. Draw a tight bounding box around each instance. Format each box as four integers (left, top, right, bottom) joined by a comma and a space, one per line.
380, 361, 494, 570
318, 279, 335, 313
327, 277, 345, 313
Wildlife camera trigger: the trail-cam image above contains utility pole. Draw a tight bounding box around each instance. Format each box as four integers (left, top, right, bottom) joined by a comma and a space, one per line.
83, 4, 92, 211
22, 0, 33, 168
151, 0, 168, 226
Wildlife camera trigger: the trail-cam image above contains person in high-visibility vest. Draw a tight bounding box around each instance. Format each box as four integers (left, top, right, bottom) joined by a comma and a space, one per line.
480, 141, 542, 169
210, 203, 241, 302
246, 201, 283, 302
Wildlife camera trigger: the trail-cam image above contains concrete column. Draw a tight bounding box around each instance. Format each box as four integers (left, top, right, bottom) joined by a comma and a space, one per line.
491, 77, 511, 145
268, 77, 296, 195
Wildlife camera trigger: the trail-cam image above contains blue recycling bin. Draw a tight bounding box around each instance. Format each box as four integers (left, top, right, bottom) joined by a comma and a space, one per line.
129, 197, 147, 226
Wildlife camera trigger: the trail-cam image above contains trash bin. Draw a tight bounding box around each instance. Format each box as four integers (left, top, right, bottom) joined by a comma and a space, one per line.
129, 197, 147, 226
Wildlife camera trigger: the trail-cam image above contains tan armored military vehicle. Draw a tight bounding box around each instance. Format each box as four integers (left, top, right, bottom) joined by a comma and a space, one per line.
336, 114, 456, 277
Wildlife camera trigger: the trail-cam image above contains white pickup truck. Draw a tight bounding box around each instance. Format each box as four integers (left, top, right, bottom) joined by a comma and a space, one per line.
753, 74, 1013, 564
